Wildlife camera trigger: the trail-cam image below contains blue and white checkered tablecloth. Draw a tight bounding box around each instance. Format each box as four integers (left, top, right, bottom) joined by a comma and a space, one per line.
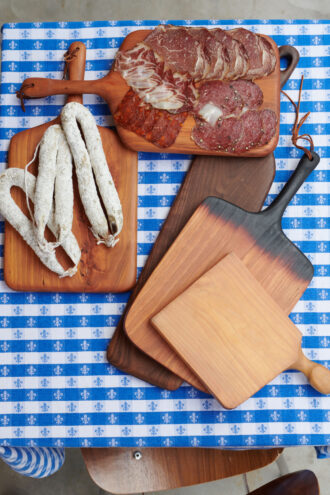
0, 20, 329, 449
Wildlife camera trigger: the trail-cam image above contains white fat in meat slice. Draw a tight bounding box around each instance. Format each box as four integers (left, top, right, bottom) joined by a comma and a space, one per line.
144, 86, 185, 110
198, 103, 223, 126
194, 43, 207, 80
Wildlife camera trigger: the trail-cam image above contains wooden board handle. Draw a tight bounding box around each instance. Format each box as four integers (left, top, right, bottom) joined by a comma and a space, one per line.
263, 151, 320, 222
19, 78, 102, 100
66, 41, 86, 104
279, 45, 300, 87
292, 349, 330, 395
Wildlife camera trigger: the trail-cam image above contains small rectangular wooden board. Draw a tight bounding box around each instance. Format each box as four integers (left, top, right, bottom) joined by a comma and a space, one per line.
152, 253, 301, 409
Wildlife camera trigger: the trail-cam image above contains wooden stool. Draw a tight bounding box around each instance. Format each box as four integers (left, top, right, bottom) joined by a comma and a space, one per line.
81, 447, 281, 494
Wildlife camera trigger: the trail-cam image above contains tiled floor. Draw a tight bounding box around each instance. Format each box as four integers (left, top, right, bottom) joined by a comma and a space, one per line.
0, 447, 329, 494
0, 1, 329, 494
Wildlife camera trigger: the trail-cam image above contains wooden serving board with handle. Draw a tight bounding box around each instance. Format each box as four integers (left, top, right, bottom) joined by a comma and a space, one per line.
125, 152, 320, 391
108, 154, 275, 390
19, 29, 280, 157
4, 42, 138, 293
106, 46, 299, 390
152, 253, 330, 409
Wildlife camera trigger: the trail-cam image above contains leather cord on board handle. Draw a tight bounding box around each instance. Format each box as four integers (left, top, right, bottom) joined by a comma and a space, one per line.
63, 45, 80, 80
16, 46, 81, 110
281, 75, 314, 160
16, 83, 34, 112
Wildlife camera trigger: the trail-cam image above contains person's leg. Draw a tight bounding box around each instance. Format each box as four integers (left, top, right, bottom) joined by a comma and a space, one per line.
0, 446, 65, 478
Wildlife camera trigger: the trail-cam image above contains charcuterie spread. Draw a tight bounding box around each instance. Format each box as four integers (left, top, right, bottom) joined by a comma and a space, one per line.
114, 25, 277, 150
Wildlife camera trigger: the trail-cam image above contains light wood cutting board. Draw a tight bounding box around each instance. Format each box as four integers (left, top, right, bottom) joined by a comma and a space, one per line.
125, 152, 320, 391
152, 253, 330, 409
18, 29, 280, 157
4, 42, 138, 292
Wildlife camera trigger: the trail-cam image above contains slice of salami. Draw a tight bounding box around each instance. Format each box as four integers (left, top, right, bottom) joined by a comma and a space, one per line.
195, 80, 243, 125
114, 89, 187, 148
191, 117, 243, 151
258, 109, 277, 146
144, 24, 205, 80
229, 80, 263, 110
233, 110, 263, 153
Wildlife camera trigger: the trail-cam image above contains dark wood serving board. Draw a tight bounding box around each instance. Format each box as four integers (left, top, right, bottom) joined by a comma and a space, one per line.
4, 43, 138, 293
19, 29, 280, 157
106, 45, 300, 390
125, 152, 320, 390
108, 153, 275, 389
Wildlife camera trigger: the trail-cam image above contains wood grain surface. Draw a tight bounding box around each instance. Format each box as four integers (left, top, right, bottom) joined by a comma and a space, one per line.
20, 29, 280, 157
4, 43, 138, 292
108, 153, 276, 390
82, 447, 282, 494
106, 45, 299, 390
125, 153, 320, 390
152, 253, 330, 409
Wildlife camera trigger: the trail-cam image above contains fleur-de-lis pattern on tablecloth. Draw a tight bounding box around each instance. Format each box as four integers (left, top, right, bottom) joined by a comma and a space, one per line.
0, 20, 329, 456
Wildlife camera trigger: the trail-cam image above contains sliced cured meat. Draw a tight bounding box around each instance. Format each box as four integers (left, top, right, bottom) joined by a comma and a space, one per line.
192, 117, 242, 151
233, 110, 263, 153
195, 80, 243, 125
189, 27, 227, 80
192, 107, 276, 152
185, 28, 210, 79
114, 89, 187, 148
259, 36, 277, 76
229, 80, 263, 110
115, 43, 196, 113
229, 28, 275, 79
258, 109, 277, 146
144, 24, 205, 80
211, 28, 248, 80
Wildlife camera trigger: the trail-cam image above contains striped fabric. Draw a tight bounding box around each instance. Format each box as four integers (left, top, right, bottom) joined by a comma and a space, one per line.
0, 20, 329, 452
0, 446, 64, 477
315, 445, 330, 458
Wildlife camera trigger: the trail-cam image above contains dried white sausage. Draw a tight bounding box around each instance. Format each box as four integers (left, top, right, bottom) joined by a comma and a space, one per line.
61, 102, 123, 247
32, 124, 73, 251
0, 168, 80, 277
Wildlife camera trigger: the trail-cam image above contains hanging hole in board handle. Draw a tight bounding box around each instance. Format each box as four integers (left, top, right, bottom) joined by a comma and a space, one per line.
279, 45, 300, 87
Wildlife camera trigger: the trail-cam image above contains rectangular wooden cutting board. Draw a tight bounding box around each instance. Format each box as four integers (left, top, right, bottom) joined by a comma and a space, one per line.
125, 153, 320, 390
115, 32, 280, 157
4, 43, 138, 293
151, 253, 302, 409
152, 253, 330, 407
